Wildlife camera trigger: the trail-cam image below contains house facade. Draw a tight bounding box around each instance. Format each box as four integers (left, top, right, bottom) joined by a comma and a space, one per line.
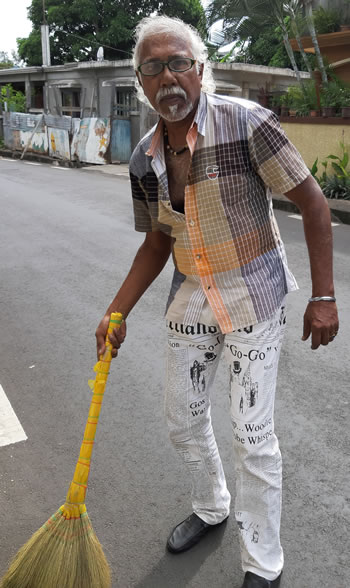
0, 59, 308, 161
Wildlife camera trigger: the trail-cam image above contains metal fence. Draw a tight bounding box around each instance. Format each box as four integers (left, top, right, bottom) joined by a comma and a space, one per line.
2, 112, 111, 164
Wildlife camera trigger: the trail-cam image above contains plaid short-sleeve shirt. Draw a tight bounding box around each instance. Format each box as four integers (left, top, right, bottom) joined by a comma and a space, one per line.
129, 93, 310, 333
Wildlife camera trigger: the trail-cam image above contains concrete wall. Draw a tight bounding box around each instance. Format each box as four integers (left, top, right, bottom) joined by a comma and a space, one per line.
315, 0, 348, 12
281, 121, 350, 169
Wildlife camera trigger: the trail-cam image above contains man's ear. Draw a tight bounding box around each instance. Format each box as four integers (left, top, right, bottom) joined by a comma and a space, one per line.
198, 63, 204, 82
136, 71, 143, 87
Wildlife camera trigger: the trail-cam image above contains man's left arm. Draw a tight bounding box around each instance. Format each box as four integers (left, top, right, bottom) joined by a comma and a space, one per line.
284, 175, 339, 350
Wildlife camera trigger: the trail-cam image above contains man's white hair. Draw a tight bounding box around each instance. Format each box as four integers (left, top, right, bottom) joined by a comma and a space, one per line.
132, 15, 216, 105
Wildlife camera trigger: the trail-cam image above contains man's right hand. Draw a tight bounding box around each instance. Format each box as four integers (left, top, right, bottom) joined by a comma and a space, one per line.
95, 314, 127, 360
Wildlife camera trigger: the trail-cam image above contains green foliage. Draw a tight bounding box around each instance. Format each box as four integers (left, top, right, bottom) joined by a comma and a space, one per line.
284, 79, 319, 115
270, 94, 282, 107
0, 51, 15, 69
207, 0, 311, 73
281, 83, 318, 113
338, 86, 350, 107
280, 91, 294, 108
320, 79, 348, 109
18, 0, 206, 66
285, 84, 303, 110
17, 30, 43, 67
310, 143, 350, 200
312, 6, 340, 34
233, 27, 292, 68
322, 175, 350, 200
326, 142, 350, 178
0, 84, 26, 112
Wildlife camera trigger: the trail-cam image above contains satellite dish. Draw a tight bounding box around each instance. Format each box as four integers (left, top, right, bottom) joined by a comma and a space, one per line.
97, 46, 104, 61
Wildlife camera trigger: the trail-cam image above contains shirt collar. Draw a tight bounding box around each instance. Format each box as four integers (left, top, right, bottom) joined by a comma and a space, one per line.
194, 91, 207, 137
145, 91, 208, 158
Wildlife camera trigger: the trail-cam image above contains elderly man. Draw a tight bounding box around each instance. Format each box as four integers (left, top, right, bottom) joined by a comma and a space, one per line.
96, 15, 339, 588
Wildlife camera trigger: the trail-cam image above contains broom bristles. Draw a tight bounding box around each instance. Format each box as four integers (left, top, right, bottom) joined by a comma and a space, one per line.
0, 507, 111, 588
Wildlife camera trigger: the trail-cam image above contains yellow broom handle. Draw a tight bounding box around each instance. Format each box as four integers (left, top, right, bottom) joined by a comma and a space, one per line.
65, 312, 123, 511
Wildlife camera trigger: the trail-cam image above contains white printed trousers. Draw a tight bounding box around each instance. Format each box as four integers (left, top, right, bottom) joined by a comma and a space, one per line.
165, 303, 286, 581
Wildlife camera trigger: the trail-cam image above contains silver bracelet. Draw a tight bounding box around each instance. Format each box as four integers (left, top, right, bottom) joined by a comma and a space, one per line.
308, 296, 336, 302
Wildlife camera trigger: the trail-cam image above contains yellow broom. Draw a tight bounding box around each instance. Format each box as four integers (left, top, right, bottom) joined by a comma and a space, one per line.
0, 312, 123, 588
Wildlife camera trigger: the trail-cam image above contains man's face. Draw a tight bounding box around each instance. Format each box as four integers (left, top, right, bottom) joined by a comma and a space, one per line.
136, 34, 203, 122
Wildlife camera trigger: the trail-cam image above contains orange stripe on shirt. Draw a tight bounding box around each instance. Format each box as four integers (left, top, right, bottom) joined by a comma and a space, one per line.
185, 183, 233, 330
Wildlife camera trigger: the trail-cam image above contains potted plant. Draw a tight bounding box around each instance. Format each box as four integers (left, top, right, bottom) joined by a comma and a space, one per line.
270, 94, 281, 116
320, 80, 342, 117
308, 80, 320, 116
300, 80, 320, 117
286, 85, 305, 117
280, 93, 292, 117
340, 87, 350, 118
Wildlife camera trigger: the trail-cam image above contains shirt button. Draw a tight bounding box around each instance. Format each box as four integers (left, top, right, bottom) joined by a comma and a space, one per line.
207, 285, 211, 290
189, 219, 195, 227
196, 254, 201, 260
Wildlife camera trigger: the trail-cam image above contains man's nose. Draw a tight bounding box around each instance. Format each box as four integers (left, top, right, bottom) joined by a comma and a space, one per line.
159, 64, 178, 85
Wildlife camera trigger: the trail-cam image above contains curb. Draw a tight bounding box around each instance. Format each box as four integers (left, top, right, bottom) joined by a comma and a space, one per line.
1, 149, 349, 225
272, 193, 350, 225
0, 148, 81, 168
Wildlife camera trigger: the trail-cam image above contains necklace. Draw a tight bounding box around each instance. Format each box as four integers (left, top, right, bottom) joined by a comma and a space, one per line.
164, 127, 189, 156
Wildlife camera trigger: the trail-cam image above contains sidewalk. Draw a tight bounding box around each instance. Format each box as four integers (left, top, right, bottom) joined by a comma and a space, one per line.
81, 163, 130, 179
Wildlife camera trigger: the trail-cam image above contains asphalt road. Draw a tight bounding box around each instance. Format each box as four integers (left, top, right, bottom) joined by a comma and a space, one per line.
0, 158, 349, 588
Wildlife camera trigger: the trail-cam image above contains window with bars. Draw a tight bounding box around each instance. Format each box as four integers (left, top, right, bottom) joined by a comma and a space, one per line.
61, 89, 81, 118
114, 88, 137, 117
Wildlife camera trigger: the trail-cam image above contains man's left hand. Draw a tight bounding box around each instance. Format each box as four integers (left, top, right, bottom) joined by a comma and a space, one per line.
302, 301, 339, 350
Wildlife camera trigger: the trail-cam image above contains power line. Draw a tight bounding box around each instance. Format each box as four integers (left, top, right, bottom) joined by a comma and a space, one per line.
54, 28, 133, 57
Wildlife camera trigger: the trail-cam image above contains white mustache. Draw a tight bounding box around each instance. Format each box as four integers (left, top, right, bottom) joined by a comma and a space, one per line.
155, 86, 187, 103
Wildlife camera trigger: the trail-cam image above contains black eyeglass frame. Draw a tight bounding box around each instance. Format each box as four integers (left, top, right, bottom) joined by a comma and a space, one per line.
137, 57, 197, 76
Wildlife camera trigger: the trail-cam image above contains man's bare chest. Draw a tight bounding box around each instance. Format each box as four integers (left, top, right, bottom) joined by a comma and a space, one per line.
165, 150, 191, 214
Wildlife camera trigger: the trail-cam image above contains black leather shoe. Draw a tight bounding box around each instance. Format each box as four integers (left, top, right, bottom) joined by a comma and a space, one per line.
241, 571, 282, 587
166, 513, 228, 553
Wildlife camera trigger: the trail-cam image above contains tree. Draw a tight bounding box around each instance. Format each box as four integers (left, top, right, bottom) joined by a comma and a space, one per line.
301, 0, 328, 84
0, 51, 14, 69
232, 27, 301, 69
283, 0, 313, 75
0, 84, 26, 112
207, 0, 304, 85
17, 0, 206, 66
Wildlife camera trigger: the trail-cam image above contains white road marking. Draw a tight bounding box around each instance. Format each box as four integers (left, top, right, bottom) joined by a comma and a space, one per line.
51, 166, 70, 171
0, 384, 27, 447
288, 213, 339, 227
0, 158, 16, 162
23, 161, 41, 166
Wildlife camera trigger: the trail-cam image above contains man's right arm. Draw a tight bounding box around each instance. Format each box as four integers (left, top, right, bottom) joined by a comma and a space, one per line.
96, 230, 172, 358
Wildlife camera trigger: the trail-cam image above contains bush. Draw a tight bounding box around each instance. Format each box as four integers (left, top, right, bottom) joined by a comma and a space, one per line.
310, 142, 350, 200
0, 83, 26, 112
322, 175, 350, 200
320, 80, 345, 109
280, 82, 318, 115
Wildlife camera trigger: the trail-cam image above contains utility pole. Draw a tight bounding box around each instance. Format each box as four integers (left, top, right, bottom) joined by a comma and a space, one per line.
41, 0, 51, 66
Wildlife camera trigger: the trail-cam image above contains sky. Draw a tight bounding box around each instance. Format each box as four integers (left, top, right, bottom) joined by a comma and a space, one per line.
0, 0, 32, 56
0, 0, 222, 59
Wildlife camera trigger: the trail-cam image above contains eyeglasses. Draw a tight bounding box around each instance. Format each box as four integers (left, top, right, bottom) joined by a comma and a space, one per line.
137, 57, 196, 76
